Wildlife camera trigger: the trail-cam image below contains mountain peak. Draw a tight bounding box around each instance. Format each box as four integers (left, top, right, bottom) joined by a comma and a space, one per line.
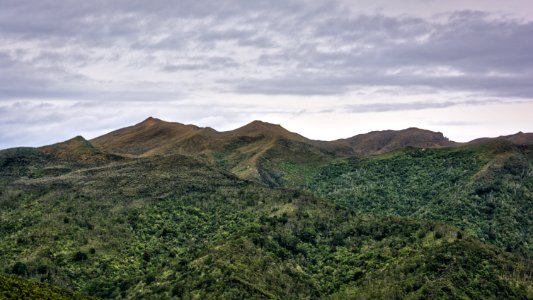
230, 120, 305, 141
91, 117, 211, 156
138, 116, 165, 126
245, 120, 282, 129
54, 135, 92, 148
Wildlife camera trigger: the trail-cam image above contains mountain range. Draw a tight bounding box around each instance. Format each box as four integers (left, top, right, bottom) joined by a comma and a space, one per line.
89, 117, 531, 182
1, 117, 531, 299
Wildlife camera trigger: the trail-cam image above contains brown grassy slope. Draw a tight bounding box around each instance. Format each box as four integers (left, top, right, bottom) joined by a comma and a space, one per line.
223, 120, 309, 141
212, 121, 350, 180
90, 117, 217, 157
91, 118, 322, 154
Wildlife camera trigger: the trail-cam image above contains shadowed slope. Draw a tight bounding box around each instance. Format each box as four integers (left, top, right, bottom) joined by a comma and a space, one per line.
0, 137, 120, 185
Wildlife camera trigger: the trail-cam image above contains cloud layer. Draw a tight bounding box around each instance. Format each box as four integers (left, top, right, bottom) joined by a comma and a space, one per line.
0, 0, 532, 148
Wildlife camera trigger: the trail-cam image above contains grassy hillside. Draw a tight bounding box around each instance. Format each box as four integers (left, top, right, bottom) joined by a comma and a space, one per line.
1, 147, 531, 298
272, 141, 533, 256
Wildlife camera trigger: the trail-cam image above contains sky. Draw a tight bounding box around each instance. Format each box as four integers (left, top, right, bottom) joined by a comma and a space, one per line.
1, 0, 532, 149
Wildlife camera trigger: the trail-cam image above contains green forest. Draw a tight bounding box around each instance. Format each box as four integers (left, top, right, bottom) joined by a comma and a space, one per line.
275, 141, 533, 257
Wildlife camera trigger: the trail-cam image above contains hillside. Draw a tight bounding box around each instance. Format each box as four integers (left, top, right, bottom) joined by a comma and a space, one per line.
0, 147, 531, 299
274, 141, 533, 256
90, 118, 314, 157
40, 136, 119, 162
0, 274, 90, 299
1, 120, 532, 299
90, 117, 217, 157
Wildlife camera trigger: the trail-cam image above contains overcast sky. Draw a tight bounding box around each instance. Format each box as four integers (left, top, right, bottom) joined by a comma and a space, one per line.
1, 0, 532, 149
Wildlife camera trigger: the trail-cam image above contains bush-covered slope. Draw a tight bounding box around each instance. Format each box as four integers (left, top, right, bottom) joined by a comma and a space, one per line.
0, 147, 531, 299
275, 142, 533, 256
0, 273, 89, 299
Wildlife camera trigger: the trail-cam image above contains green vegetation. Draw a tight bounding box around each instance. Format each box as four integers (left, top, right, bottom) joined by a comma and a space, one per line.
275, 143, 533, 256
0, 273, 89, 299
1, 145, 532, 299
0, 133, 532, 298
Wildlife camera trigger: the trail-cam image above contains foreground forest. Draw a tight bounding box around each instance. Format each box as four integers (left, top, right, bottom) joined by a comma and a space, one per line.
0, 118, 531, 299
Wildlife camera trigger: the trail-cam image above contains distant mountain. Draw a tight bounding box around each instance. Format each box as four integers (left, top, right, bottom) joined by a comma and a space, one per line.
91, 118, 351, 182
91, 118, 533, 159
227, 120, 308, 141
468, 131, 533, 145
334, 127, 458, 155
91, 118, 467, 158
88, 118, 533, 185
91, 118, 334, 155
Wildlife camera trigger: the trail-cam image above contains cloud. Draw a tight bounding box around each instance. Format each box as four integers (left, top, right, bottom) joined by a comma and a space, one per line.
1, 1, 532, 100
343, 99, 520, 113
234, 11, 533, 97
0, 1, 532, 148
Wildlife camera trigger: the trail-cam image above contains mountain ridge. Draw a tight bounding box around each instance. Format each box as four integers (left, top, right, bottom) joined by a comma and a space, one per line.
68, 117, 532, 183
5, 117, 532, 184
88, 117, 532, 158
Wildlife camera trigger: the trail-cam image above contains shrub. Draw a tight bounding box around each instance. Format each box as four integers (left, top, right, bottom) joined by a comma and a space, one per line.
11, 262, 28, 275
73, 251, 88, 262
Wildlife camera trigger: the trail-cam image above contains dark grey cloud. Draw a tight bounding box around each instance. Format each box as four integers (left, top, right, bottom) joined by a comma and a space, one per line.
235, 11, 533, 97
234, 70, 533, 98
1, 0, 532, 100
